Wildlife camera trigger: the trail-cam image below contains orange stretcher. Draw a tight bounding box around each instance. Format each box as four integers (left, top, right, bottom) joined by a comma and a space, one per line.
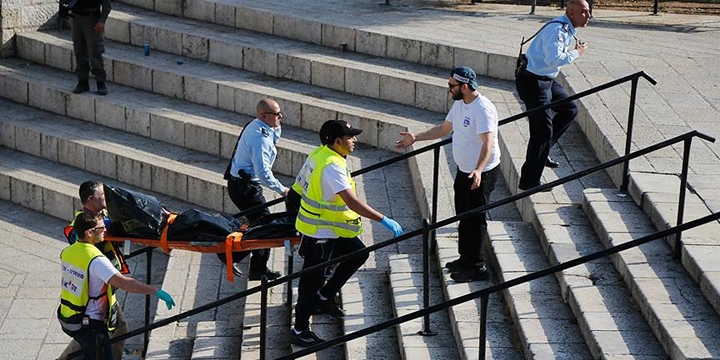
69, 213, 301, 282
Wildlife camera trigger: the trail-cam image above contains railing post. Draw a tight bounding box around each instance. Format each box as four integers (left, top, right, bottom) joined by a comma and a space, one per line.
621, 77, 639, 191
430, 146, 440, 256
653, 0, 660, 14
285, 240, 294, 309
674, 138, 692, 259
260, 275, 268, 360
418, 218, 437, 336
143, 248, 153, 356
530, 0, 537, 14
478, 294, 489, 360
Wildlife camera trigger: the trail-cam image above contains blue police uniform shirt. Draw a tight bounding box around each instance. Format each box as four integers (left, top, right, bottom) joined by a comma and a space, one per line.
525, 14, 579, 79
229, 118, 285, 195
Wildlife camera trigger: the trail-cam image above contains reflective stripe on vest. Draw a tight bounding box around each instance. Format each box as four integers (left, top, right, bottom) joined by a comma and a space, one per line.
59, 242, 118, 332
300, 194, 350, 212
295, 145, 362, 238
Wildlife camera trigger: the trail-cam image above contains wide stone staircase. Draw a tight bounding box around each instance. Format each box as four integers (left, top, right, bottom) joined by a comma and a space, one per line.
1, 0, 720, 359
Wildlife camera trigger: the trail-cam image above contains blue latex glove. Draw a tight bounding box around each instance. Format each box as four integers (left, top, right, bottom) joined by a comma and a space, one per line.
379, 216, 403, 237
155, 289, 176, 310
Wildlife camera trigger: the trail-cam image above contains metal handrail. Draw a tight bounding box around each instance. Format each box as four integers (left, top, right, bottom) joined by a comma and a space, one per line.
67, 129, 713, 360
280, 210, 720, 359
280, 130, 720, 359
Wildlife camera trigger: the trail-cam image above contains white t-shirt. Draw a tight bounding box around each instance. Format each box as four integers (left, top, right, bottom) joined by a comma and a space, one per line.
312, 163, 352, 239
85, 255, 120, 321
445, 94, 501, 173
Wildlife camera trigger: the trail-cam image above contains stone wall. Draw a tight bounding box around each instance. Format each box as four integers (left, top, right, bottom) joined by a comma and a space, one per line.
1, 0, 57, 57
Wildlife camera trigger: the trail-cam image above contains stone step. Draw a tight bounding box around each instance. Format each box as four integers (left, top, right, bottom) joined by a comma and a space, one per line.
627, 172, 720, 318
0, 147, 257, 360
14, 30, 447, 153
496, 84, 681, 357
0, 95, 232, 213
387, 253, 462, 360
476, 224, 594, 359
342, 271, 401, 359
0, 56, 317, 178
102, 3, 512, 115
542, 206, 667, 359
584, 188, 720, 359
113, 0, 518, 81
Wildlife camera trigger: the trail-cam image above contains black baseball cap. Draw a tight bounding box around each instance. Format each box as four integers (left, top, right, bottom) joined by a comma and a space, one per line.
320, 120, 363, 145
450, 66, 479, 90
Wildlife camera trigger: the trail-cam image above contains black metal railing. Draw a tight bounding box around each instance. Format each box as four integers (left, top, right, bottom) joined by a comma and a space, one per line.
278, 129, 715, 360
282, 211, 720, 359
65, 70, 662, 359
70, 129, 714, 360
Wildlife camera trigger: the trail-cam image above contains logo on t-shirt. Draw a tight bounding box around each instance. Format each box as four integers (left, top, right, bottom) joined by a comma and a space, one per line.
463, 116, 471, 127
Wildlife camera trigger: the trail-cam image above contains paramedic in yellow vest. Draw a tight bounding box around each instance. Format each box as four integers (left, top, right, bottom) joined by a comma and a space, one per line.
289, 120, 404, 347
58, 212, 176, 360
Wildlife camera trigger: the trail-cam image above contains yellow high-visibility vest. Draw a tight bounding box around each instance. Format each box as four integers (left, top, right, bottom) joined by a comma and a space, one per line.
291, 145, 322, 195
295, 145, 362, 238
58, 242, 118, 334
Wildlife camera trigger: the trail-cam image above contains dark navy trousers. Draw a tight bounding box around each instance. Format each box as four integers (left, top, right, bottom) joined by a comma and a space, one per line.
515, 71, 578, 188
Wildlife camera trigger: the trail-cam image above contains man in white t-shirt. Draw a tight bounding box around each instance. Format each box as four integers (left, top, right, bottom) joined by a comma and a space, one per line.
57, 213, 176, 360
396, 66, 501, 283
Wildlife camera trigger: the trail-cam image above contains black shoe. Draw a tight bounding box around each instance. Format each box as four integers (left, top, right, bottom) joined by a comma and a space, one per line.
450, 267, 490, 283
72, 80, 90, 94
248, 268, 281, 281
545, 156, 560, 168
445, 258, 468, 273
96, 81, 108, 96
518, 182, 552, 192
231, 263, 243, 277
316, 295, 345, 318
290, 329, 324, 347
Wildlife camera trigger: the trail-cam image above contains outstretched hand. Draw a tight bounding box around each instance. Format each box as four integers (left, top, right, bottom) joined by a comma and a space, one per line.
395, 132, 416, 149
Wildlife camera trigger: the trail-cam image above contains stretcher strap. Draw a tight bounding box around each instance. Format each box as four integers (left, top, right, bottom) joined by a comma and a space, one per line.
159, 213, 177, 254
225, 234, 234, 282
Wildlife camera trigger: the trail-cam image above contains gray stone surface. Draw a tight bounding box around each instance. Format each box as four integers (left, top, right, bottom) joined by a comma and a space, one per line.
4, 0, 720, 358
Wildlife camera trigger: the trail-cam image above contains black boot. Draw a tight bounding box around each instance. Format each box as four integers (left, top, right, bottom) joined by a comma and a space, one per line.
73, 80, 90, 94
96, 81, 108, 96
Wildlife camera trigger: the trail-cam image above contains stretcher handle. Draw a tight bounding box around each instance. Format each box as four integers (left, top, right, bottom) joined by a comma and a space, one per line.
159, 213, 177, 254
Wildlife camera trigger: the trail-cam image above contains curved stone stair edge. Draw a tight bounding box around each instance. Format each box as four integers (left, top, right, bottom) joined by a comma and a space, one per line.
14, 30, 436, 154
103, 4, 455, 115
625, 172, 720, 317
115, 0, 518, 82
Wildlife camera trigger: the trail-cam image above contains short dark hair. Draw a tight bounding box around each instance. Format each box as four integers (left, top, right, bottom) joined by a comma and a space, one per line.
79, 181, 103, 205
72, 211, 103, 240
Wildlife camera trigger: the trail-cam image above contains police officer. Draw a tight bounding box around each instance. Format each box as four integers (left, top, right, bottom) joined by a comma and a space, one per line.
222, 99, 287, 280
67, 0, 111, 95
289, 120, 403, 347
57, 212, 175, 360
516, 0, 590, 190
